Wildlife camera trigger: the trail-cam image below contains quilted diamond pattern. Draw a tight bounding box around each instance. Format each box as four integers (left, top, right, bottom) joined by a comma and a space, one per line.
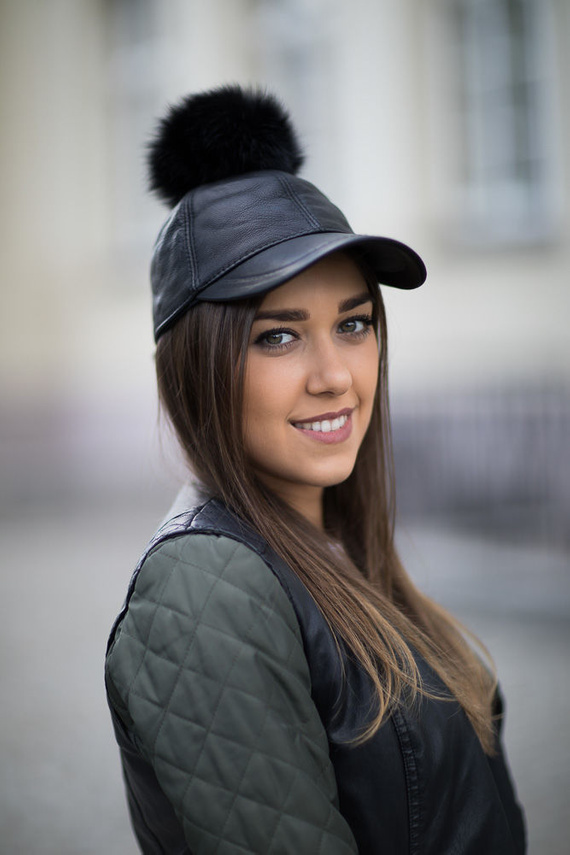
106, 533, 358, 854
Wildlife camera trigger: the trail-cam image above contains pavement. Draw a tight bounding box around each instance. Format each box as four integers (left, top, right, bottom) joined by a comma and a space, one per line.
1, 499, 568, 854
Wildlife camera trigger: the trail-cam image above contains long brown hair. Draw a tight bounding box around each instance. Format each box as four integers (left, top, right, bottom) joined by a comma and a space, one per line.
155, 260, 497, 753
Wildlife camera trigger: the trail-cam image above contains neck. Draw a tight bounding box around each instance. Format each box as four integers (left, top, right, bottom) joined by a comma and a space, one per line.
286, 488, 324, 530
255, 474, 324, 530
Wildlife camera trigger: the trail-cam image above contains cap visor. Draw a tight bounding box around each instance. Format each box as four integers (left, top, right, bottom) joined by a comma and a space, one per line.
200, 232, 426, 301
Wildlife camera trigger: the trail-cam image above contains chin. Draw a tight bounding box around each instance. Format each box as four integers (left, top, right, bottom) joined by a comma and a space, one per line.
305, 464, 356, 489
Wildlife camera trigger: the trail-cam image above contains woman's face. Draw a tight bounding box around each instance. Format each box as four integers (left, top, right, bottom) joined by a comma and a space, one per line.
243, 253, 379, 525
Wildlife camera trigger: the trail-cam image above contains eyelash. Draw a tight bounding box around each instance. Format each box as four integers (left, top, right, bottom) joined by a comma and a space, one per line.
253, 314, 375, 352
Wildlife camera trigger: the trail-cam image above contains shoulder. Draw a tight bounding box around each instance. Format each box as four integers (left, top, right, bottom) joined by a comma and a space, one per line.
133, 528, 302, 644
105, 517, 310, 719
110, 493, 303, 649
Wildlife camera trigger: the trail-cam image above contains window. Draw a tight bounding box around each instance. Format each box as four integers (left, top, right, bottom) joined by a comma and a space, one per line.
433, 0, 560, 245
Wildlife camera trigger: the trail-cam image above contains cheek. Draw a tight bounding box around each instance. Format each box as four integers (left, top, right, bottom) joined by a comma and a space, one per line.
243, 355, 297, 437
242, 367, 295, 474
354, 339, 380, 400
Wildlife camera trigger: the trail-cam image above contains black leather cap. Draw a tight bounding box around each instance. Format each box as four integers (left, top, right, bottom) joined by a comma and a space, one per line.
151, 169, 426, 341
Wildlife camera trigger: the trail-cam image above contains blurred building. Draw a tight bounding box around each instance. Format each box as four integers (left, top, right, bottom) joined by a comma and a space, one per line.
1, 6, 569, 852
1, 0, 569, 542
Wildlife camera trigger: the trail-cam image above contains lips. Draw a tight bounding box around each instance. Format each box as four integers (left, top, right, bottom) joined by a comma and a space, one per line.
291, 408, 354, 443
293, 413, 348, 433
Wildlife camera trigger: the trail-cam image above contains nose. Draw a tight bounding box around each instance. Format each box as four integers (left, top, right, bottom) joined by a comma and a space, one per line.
305, 338, 352, 397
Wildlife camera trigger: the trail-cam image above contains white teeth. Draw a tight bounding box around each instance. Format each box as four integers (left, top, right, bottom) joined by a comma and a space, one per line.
296, 414, 348, 432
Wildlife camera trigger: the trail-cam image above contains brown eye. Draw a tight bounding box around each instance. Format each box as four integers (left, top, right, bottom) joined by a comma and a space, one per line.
338, 316, 373, 336
253, 328, 297, 350
340, 319, 359, 333
265, 332, 293, 346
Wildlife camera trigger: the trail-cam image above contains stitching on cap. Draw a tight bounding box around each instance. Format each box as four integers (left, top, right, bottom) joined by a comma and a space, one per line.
277, 174, 321, 230
184, 196, 198, 286
154, 199, 199, 338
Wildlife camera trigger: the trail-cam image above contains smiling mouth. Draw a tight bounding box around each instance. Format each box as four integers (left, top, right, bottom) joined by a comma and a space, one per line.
292, 413, 350, 433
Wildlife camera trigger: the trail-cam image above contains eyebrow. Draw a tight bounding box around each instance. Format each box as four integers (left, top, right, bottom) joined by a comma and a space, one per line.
253, 292, 372, 322
338, 293, 373, 313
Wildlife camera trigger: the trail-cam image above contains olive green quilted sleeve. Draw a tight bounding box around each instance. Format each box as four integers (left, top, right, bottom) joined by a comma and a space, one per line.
106, 533, 358, 854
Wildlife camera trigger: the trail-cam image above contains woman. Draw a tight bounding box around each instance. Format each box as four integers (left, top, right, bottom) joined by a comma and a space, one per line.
105, 86, 526, 854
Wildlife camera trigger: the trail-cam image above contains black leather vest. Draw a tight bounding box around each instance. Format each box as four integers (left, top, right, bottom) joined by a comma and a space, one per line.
107, 498, 526, 854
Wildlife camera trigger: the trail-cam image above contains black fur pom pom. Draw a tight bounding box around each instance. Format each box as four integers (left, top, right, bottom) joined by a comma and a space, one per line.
147, 85, 305, 207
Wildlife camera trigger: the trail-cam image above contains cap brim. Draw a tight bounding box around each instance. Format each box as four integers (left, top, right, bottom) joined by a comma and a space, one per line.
199, 232, 426, 302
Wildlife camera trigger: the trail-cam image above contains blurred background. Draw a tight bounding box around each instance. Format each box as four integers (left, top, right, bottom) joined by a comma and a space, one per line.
1, 0, 568, 852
